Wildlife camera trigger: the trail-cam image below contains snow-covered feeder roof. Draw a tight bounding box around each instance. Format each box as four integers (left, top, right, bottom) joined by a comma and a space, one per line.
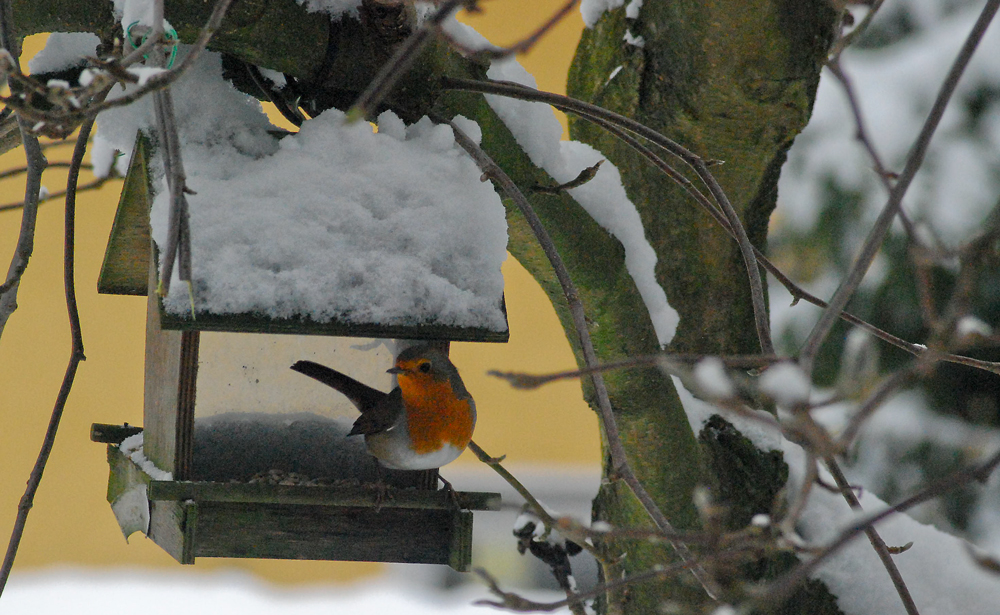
98, 54, 509, 342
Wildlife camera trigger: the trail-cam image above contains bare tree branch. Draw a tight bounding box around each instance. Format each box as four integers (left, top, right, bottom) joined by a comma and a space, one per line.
0, 2, 47, 340
152, 87, 193, 295
825, 58, 919, 242
489, 352, 779, 390
0, 175, 112, 213
447, 119, 722, 601
0, 107, 97, 598
824, 456, 921, 615
0, 160, 93, 180
798, 0, 1000, 372
468, 440, 604, 563
828, 0, 887, 61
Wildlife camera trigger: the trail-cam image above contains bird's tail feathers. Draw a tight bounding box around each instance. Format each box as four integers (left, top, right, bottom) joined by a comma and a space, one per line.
290, 360, 385, 411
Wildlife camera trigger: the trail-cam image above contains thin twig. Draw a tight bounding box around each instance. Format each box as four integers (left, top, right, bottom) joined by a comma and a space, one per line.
825, 58, 919, 241
486, 456, 589, 615
447, 119, 721, 601
824, 456, 921, 615
532, 159, 603, 194
0, 109, 96, 598
489, 352, 779, 390
693, 155, 774, 354
798, 0, 1000, 372
475, 561, 695, 613
0, 176, 112, 213
781, 451, 818, 537
142, 0, 193, 297
152, 87, 193, 295
468, 440, 602, 562
0, 161, 92, 180
838, 367, 919, 448
443, 0, 579, 62
828, 0, 887, 60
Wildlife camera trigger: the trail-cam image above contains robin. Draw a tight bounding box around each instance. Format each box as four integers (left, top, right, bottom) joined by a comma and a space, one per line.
290, 345, 476, 471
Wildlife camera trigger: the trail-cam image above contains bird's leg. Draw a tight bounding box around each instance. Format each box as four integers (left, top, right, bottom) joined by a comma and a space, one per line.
370, 460, 391, 512
437, 474, 464, 511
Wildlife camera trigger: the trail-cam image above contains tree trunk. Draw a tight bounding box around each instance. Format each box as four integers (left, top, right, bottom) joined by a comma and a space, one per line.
566, 1, 841, 612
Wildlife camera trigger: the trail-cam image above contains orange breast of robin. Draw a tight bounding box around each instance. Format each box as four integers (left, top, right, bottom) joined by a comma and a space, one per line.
398, 374, 475, 455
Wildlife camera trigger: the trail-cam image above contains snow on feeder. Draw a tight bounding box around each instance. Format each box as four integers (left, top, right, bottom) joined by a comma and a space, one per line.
90, 53, 504, 570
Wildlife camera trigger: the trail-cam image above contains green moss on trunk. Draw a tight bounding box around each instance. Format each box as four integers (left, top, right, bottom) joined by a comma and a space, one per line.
568, 1, 839, 611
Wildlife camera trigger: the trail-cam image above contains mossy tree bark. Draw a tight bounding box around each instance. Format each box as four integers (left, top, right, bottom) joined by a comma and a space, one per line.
566, 1, 841, 612
13, 1, 840, 611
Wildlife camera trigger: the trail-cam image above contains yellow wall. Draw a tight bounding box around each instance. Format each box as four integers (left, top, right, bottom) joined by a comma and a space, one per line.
0, 2, 589, 584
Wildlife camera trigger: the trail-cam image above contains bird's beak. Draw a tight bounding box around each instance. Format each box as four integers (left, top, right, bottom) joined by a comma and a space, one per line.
386, 366, 404, 375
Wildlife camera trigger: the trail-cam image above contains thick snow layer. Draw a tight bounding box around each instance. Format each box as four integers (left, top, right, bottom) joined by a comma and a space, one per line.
482, 52, 678, 346
27, 33, 100, 74
94, 51, 508, 331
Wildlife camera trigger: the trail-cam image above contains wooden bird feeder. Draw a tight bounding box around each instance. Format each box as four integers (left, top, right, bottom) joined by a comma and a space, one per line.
91, 136, 504, 571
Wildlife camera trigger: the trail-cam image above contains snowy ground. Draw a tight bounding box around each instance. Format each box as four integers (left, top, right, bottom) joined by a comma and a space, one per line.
4, 568, 551, 615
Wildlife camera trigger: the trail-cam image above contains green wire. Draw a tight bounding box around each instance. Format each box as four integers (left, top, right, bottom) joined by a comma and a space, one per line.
124, 20, 179, 69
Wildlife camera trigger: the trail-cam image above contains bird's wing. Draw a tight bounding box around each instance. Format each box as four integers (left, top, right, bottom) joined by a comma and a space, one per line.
348, 387, 404, 436
290, 360, 386, 412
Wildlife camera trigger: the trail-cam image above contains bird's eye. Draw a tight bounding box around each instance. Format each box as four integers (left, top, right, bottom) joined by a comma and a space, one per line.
418, 361, 432, 373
